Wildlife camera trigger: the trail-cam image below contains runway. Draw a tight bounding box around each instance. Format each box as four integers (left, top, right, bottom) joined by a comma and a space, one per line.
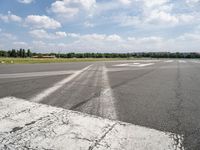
0, 59, 200, 149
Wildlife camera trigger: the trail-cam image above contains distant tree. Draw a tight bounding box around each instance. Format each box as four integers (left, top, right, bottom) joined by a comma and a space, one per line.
27, 49, 32, 57
22, 49, 26, 58
0, 50, 8, 57
19, 49, 23, 57
10, 49, 17, 57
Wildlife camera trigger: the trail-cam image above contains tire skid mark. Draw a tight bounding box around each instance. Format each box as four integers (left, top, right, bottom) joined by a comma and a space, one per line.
72, 65, 118, 120
52, 65, 98, 109
168, 62, 185, 150
111, 67, 157, 90
29, 65, 92, 102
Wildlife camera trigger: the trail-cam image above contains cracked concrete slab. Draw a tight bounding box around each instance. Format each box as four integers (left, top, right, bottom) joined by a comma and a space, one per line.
0, 97, 181, 150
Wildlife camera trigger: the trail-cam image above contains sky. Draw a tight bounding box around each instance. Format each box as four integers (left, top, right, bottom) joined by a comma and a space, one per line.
0, 0, 200, 53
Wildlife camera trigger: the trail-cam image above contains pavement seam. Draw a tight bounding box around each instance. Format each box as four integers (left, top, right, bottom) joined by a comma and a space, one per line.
88, 123, 118, 150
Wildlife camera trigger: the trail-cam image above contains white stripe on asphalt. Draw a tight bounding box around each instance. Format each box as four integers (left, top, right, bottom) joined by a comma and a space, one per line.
165, 60, 174, 63
0, 97, 183, 150
0, 70, 77, 79
179, 60, 186, 63
99, 65, 118, 120
70, 65, 118, 120
192, 60, 200, 63
138, 63, 154, 67
113, 63, 154, 67
30, 65, 92, 102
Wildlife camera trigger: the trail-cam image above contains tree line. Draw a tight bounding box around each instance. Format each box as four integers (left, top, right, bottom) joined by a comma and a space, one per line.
0, 49, 32, 58
0, 49, 200, 58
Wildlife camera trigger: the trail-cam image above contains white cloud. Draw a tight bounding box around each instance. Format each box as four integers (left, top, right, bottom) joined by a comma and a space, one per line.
78, 33, 122, 42
128, 36, 163, 43
17, 31, 200, 52
49, 0, 96, 20
67, 33, 80, 38
55, 31, 67, 38
178, 33, 200, 41
146, 10, 179, 25
32, 40, 45, 45
25, 15, 61, 29
119, 0, 132, 5
84, 21, 94, 27
178, 14, 195, 23
186, 0, 200, 6
18, 0, 34, 4
30, 30, 79, 39
0, 11, 22, 23
115, 15, 141, 27
145, 9, 195, 26
106, 34, 122, 42
143, 0, 169, 8
13, 41, 28, 46
50, 1, 79, 18
1, 33, 17, 40
29, 29, 53, 39
114, 2, 195, 28
81, 33, 106, 41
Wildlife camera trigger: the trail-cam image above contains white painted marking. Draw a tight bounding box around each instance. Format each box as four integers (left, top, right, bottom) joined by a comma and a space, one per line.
113, 63, 154, 67
99, 66, 118, 120
113, 63, 129, 67
179, 60, 186, 63
30, 65, 92, 102
108, 65, 190, 72
0, 97, 183, 150
192, 60, 200, 63
165, 60, 174, 63
133, 63, 140, 65
75, 65, 118, 120
0, 70, 77, 79
138, 63, 154, 67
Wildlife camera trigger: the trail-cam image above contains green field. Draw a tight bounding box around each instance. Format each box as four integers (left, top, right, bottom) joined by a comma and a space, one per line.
0, 57, 134, 64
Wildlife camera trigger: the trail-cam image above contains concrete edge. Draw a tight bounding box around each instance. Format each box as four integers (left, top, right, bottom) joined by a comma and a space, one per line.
0, 97, 182, 150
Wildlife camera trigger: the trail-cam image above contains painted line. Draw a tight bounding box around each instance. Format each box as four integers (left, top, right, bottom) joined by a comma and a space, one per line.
108, 65, 190, 72
179, 60, 186, 63
114, 63, 129, 67
0, 97, 183, 150
165, 60, 174, 63
99, 66, 118, 120
138, 63, 154, 67
0, 70, 77, 79
113, 63, 154, 67
69, 65, 118, 120
191, 60, 200, 63
108, 67, 151, 72
30, 65, 92, 102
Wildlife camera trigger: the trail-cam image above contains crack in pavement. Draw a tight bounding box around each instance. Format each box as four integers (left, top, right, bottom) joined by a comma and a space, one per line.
0, 97, 182, 150
88, 123, 117, 150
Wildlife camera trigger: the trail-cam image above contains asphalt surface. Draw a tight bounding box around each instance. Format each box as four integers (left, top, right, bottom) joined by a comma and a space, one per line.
0, 59, 200, 149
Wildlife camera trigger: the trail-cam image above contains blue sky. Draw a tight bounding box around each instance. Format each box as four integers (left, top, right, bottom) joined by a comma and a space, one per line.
0, 0, 200, 53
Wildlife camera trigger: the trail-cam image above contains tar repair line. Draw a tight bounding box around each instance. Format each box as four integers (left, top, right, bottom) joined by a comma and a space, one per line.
30, 65, 93, 102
